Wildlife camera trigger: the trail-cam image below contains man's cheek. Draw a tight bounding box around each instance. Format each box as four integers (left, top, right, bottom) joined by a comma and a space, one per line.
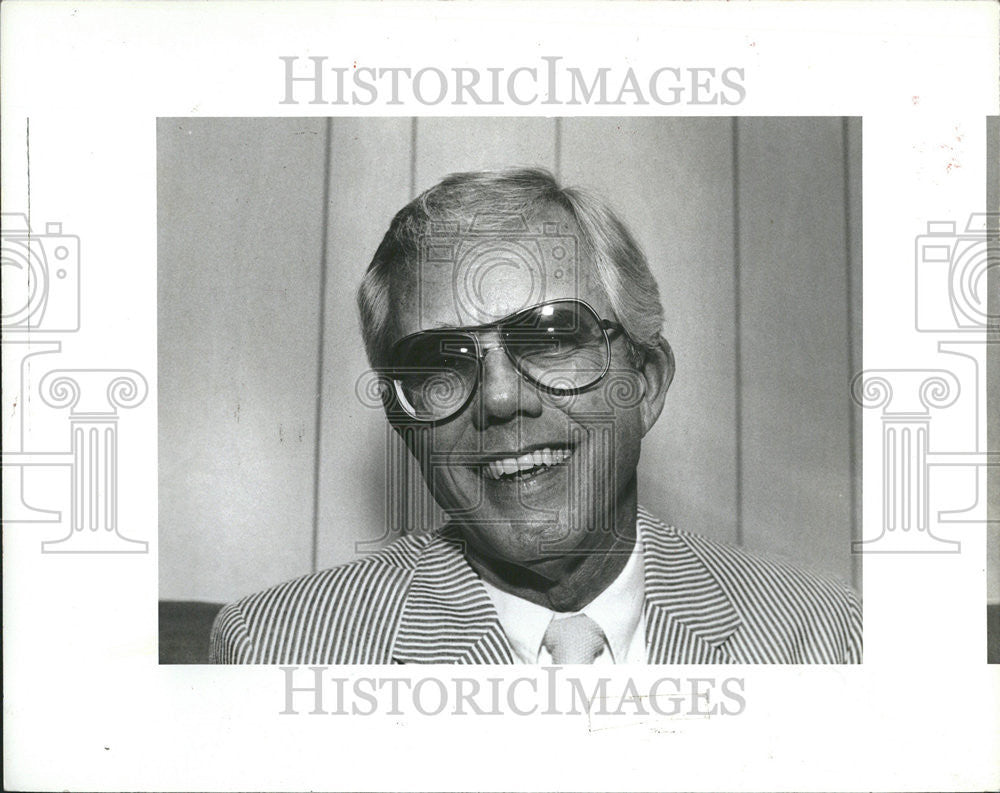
570, 413, 643, 496
398, 426, 454, 501
429, 456, 488, 513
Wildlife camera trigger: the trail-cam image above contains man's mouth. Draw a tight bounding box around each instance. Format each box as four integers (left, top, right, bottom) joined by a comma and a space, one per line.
481, 447, 573, 481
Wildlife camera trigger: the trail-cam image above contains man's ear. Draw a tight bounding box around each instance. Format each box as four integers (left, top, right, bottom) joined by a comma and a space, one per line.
638, 336, 674, 436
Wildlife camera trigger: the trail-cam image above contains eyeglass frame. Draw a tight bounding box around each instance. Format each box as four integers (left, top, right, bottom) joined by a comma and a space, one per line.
382, 298, 627, 424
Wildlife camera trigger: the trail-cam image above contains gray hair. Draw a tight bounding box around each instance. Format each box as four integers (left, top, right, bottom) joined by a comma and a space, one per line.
357, 167, 665, 369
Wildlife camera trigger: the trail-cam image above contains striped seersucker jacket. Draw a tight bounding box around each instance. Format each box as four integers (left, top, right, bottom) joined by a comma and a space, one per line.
210, 508, 862, 664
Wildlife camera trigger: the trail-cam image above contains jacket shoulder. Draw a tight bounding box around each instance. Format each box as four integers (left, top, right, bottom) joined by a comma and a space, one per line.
672, 528, 863, 663
209, 532, 433, 664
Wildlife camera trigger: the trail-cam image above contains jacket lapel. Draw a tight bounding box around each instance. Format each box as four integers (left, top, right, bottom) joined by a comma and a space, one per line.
391, 511, 743, 665
638, 509, 744, 664
392, 526, 515, 664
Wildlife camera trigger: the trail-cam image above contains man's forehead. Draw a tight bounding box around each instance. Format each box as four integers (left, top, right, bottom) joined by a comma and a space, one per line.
406, 208, 587, 327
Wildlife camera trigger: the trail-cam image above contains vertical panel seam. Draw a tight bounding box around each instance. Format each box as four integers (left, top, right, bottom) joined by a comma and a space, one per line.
310, 117, 335, 574
554, 117, 563, 181
410, 117, 418, 199
844, 117, 861, 593
732, 117, 744, 548
404, 117, 418, 532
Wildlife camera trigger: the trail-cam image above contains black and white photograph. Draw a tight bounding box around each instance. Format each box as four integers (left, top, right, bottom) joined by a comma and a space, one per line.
3, 3, 997, 791
157, 117, 862, 665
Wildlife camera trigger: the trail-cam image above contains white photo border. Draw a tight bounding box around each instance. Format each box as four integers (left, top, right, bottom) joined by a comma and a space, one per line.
2, 2, 998, 791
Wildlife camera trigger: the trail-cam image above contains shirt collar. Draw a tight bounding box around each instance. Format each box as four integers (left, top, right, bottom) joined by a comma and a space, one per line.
480, 542, 645, 664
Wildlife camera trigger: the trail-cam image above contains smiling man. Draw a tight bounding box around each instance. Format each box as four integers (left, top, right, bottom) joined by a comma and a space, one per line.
210, 168, 862, 665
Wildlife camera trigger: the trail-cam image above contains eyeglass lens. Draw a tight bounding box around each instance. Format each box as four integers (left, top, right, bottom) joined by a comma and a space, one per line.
390, 301, 610, 422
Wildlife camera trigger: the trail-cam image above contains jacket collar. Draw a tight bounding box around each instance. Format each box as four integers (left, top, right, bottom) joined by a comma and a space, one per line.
637, 507, 744, 663
392, 526, 515, 664
392, 508, 744, 665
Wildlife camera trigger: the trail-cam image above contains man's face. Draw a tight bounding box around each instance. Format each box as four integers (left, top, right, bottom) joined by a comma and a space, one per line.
388, 206, 667, 580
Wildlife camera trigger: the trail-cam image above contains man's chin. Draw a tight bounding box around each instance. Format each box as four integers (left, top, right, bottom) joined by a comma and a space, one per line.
463, 520, 600, 569
466, 540, 584, 587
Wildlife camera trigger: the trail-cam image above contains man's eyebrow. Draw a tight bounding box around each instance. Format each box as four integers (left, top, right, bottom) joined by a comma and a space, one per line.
426, 320, 496, 331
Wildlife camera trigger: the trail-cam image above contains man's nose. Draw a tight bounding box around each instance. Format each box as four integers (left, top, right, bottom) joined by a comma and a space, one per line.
473, 342, 543, 428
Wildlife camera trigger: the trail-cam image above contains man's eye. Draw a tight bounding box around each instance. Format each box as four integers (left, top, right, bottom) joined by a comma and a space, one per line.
511, 337, 576, 360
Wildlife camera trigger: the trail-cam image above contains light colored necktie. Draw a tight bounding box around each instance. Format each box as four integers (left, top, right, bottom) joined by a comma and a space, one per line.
542, 613, 607, 664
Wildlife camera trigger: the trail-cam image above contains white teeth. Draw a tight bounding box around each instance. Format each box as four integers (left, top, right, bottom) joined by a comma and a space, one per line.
484, 447, 572, 480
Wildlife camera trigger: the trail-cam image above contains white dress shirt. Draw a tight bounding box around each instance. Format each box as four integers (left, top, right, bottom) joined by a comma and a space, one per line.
480, 542, 646, 664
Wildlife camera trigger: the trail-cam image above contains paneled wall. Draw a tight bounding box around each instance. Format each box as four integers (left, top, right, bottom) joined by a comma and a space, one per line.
159, 117, 862, 603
